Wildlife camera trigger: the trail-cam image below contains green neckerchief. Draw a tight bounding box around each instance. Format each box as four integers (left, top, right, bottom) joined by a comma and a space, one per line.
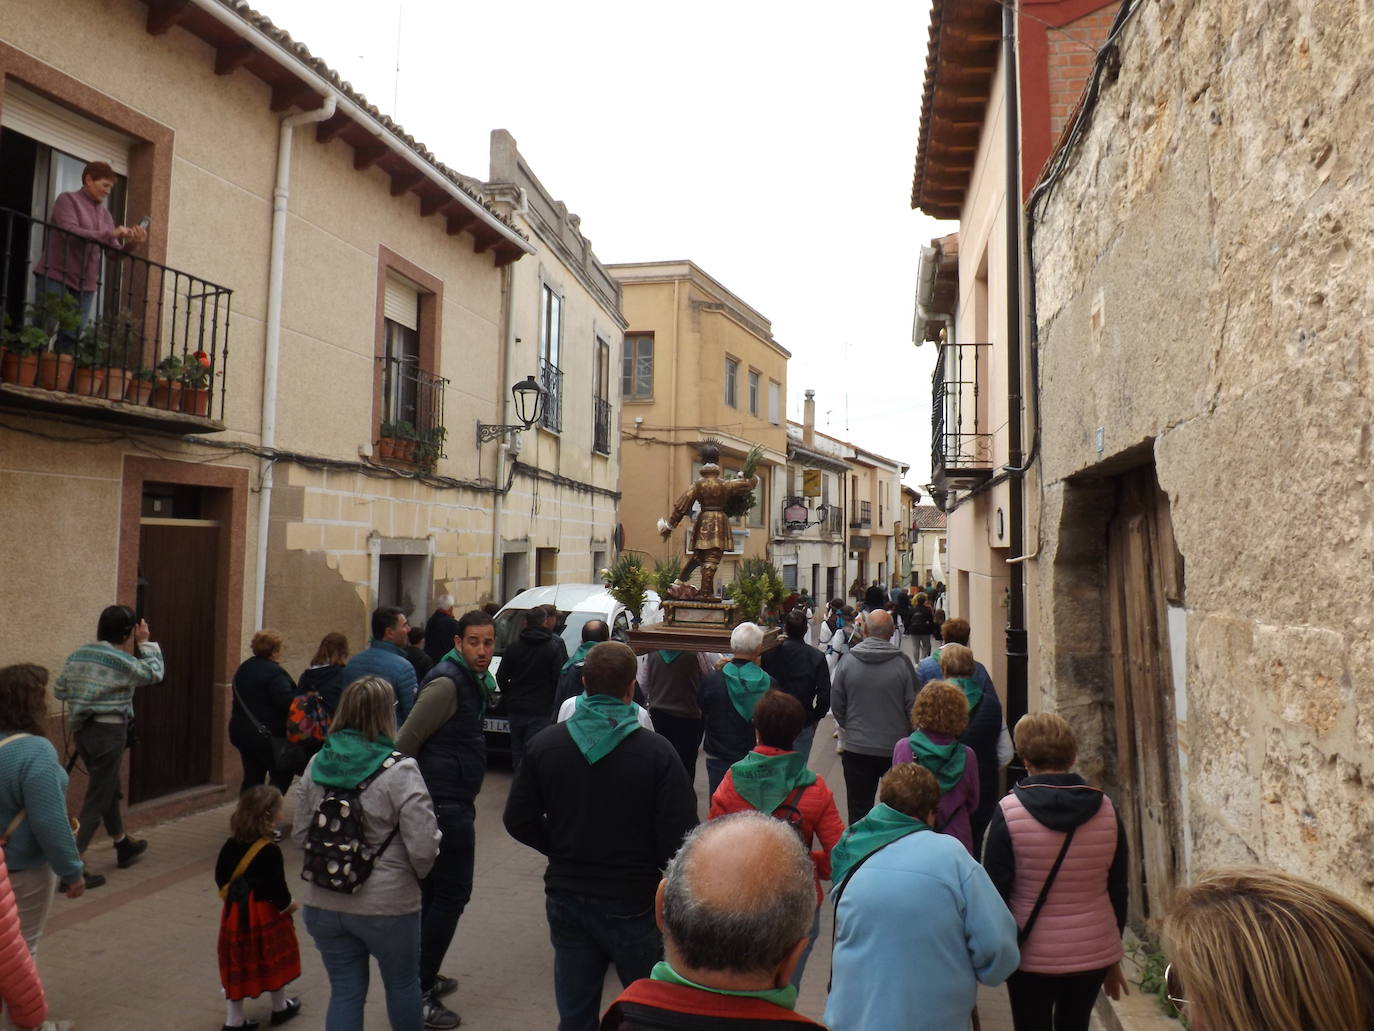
649, 961, 798, 1011
722, 661, 771, 722
955, 675, 983, 713
566, 693, 640, 764
930, 646, 942, 663
311, 728, 397, 789
657, 650, 682, 665
730, 748, 817, 814
442, 649, 499, 720
907, 730, 965, 793
562, 641, 594, 674
829, 803, 931, 890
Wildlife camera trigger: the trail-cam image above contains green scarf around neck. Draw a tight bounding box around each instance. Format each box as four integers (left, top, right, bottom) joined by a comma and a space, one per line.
907, 730, 965, 793
311, 728, 397, 789
729, 748, 817, 814
566, 693, 640, 764
829, 803, 931, 891
954, 675, 983, 713
650, 961, 798, 1011
442, 649, 499, 719
657, 650, 682, 665
562, 641, 594, 674
722, 661, 771, 722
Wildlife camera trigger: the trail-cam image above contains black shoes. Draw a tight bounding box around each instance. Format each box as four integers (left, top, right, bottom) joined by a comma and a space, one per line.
269, 998, 301, 1025
422, 992, 461, 1029
82, 868, 106, 890
432, 975, 459, 999
221, 1022, 258, 1031
114, 836, 148, 868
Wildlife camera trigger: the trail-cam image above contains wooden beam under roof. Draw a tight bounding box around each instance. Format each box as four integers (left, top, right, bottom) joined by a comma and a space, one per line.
445, 210, 477, 236
214, 40, 256, 75
315, 112, 352, 143
471, 225, 501, 253
353, 143, 388, 171
389, 169, 425, 197
146, 0, 191, 35
270, 80, 320, 113
418, 192, 448, 217
494, 242, 523, 267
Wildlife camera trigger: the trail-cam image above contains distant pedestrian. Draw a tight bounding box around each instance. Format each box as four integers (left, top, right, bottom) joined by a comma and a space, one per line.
422, 595, 461, 666
228, 630, 299, 795
340, 607, 419, 721
708, 691, 843, 989
639, 649, 712, 786
404, 626, 433, 683
891, 680, 979, 854
698, 623, 777, 799
215, 785, 301, 1030
825, 764, 1019, 1031
1163, 868, 1374, 1031
495, 605, 568, 771
296, 632, 350, 716
599, 811, 826, 1030
54, 604, 161, 885
982, 713, 1128, 1031
830, 609, 916, 823
760, 609, 830, 764
863, 584, 886, 612
504, 642, 697, 1031
908, 592, 937, 660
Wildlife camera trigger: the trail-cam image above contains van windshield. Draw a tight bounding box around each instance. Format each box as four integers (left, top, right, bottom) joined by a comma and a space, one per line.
493, 609, 603, 656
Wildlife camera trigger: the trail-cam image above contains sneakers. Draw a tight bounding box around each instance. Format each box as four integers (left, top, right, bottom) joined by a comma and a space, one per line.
431, 975, 459, 999
422, 992, 461, 1029
269, 998, 301, 1025
114, 836, 148, 868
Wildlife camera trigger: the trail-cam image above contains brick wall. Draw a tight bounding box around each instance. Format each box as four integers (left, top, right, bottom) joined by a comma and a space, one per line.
1045, 7, 1119, 141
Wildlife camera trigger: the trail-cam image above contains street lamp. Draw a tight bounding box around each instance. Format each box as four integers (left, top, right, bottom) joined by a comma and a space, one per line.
476, 375, 547, 446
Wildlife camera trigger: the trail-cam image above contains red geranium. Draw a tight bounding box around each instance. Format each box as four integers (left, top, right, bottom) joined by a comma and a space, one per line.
193, 350, 211, 368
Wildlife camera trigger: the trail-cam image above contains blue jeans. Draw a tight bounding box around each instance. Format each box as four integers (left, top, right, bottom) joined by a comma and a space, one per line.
419, 802, 476, 993
546, 890, 662, 1031
303, 907, 422, 1031
705, 755, 736, 802
793, 723, 818, 767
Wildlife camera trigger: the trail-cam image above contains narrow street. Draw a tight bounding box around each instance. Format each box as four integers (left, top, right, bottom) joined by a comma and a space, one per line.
39, 712, 1023, 1030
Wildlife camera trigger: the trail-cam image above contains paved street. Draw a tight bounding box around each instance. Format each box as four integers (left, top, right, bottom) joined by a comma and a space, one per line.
39, 713, 1020, 1030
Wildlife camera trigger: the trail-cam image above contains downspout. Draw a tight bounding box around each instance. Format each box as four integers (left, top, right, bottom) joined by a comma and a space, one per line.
1002, 2, 1029, 747
253, 97, 337, 630
490, 187, 528, 600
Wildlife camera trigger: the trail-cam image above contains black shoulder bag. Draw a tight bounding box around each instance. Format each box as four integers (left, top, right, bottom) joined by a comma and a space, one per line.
232, 680, 305, 777
1018, 827, 1077, 945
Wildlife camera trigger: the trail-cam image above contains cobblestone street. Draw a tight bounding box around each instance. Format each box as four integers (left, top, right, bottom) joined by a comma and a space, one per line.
38, 714, 1023, 1029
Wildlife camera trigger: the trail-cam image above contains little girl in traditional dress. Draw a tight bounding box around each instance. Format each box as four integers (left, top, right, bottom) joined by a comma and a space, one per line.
215, 786, 301, 1030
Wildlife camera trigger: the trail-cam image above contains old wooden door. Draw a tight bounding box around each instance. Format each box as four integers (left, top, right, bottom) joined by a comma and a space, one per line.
131, 520, 218, 802
1106, 467, 1186, 926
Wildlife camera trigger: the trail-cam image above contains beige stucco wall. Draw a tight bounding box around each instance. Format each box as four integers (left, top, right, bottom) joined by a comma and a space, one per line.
1029, 0, 1374, 902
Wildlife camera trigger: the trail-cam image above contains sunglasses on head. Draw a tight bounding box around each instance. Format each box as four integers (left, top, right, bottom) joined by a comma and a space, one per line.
1164, 963, 1187, 1010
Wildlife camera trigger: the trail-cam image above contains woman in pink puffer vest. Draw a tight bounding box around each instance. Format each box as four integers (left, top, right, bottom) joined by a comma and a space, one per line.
0, 844, 51, 1031
981, 713, 1129, 1031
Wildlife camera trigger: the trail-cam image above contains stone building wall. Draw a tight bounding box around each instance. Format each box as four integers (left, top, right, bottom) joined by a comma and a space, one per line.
1030, 0, 1374, 903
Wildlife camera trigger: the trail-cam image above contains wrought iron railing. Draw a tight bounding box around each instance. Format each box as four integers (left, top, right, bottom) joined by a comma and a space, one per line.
377, 355, 447, 464
932, 340, 993, 485
825, 506, 845, 535
0, 206, 231, 420
592, 395, 611, 454
851, 500, 872, 528
540, 357, 563, 432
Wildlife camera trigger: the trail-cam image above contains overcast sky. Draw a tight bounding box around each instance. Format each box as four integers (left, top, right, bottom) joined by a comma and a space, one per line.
255, 0, 952, 487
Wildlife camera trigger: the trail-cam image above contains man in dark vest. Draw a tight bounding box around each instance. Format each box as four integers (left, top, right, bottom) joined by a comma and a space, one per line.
504, 642, 697, 1031
396, 609, 496, 1030
640, 649, 714, 786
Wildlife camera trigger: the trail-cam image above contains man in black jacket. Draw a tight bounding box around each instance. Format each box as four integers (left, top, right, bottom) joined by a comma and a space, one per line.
760, 608, 830, 766
497, 604, 568, 771
504, 642, 697, 1031
397, 609, 495, 1030
422, 592, 461, 665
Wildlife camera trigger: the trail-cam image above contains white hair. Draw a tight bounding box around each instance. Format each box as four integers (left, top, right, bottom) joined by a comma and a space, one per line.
731, 621, 764, 655
435, 593, 454, 609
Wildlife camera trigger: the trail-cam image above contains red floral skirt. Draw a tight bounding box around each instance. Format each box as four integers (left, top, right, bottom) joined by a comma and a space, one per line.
218, 897, 301, 1000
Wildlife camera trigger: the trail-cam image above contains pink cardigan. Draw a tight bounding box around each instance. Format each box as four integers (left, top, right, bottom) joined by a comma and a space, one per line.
33, 190, 121, 291
0, 846, 47, 1027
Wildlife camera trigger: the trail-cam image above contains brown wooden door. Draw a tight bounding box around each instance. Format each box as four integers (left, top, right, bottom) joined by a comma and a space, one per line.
1106, 467, 1186, 927
131, 521, 218, 802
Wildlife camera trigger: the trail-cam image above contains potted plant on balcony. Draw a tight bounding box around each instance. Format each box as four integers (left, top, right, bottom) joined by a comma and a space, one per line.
126, 366, 156, 405
153, 354, 184, 410
414, 425, 446, 472
0, 312, 46, 387
378, 420, 417, 463
72, 321, 112, 397
23, 292, 81, 391
180, 350, 213, 416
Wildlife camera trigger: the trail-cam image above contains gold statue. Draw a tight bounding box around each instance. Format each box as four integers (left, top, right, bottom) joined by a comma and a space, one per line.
658, 441, 757, 598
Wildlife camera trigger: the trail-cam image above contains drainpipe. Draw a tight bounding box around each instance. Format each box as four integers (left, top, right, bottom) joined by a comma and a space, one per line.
1002, 2, 1029, 745
490, 187, 529, 600
253, 97, 338, 631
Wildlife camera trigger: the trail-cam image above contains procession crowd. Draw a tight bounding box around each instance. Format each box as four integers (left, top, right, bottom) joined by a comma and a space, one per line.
0, 594, 1370, 1031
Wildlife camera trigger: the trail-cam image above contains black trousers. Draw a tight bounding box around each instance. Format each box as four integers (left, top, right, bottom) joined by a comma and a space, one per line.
1006, 966, 1111, 1031
840, 751, 891, 824
649, 711, 704, 787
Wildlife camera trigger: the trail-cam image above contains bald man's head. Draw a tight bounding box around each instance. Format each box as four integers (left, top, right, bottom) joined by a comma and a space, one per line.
866, 609, 893, 640
661, 812, 815, 975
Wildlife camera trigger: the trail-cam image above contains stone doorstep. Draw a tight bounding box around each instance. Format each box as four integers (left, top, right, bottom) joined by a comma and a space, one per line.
1093, 934, 1184, 1031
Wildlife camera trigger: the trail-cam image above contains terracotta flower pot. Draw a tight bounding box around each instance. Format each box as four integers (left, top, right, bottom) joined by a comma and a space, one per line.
182, 386, 210, 417
72, 367, 107, 396
104, 368, 132, 401
399, 439, 419, 463
1, 350, 40, 387
153, 378, 183, 411
377, 437, 399, 461
125, 378, 154, 405
37, 352, 74, 392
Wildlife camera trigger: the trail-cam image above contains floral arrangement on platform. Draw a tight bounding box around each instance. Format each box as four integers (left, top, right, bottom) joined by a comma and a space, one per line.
730, 557, 785, 623
722, 444, 765, 519
651, 556, 683, 595
601, 553, 652, 626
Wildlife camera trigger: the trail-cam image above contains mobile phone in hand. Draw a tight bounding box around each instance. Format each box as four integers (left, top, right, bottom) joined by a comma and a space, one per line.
137, 216, 151, 231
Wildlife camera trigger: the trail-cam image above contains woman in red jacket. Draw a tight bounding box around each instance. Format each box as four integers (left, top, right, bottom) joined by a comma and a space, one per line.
709, 690, 844, 989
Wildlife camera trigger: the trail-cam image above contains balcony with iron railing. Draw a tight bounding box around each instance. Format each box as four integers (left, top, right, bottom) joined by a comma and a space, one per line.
850, 499, 872, 529
376, 355, 447, 469
0, 207, 232, 430
540, 357, 563, 432
932, 340, 994, 490
592, 395, 611, 455
825, 505, 845, 537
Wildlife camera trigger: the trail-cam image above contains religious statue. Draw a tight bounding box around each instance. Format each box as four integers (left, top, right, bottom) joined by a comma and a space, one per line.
658, 441, 757, 598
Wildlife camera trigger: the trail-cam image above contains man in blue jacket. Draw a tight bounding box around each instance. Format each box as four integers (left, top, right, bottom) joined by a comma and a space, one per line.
340, 606, 418, 720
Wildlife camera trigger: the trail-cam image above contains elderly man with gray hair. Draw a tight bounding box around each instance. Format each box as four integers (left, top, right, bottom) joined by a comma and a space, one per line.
423, 593, 461, 665
599, 811, 826, 1029
697, 622, 777, 799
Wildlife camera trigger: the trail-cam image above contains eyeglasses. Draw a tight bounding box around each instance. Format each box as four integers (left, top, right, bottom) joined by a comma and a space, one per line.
1164, 963, 1187, 1010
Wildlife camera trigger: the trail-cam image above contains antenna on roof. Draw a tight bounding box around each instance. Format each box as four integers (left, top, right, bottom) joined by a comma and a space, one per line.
392, 4, 403, 117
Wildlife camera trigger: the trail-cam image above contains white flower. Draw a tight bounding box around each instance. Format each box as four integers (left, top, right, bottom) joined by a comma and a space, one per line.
656, 518, 672, 534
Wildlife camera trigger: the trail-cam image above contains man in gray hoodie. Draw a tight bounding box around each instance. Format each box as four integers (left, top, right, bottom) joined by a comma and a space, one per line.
830, 610, 917, 822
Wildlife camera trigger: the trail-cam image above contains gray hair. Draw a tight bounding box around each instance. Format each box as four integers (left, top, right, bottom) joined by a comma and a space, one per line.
436, 593, 454, 610
662, 811, 815, 973
730, 621, 765, 655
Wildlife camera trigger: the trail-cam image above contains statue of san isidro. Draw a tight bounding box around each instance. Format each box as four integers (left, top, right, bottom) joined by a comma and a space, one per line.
658, 441, 757, 598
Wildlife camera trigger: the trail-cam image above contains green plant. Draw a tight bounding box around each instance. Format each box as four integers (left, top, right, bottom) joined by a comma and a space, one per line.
651, 556, 683, 595
180, 350, 212, 388
1126, 937, 1187, 1024
2, 292, 81, 355
132, 366, 157, 382
602, 553, 652, 626
723, 444, 766, 519
74, 326, 110, 369
382, 419, 416, 440
415, 425, 447, 469
155, 353, 184, 380
0, 311, 47, 355
730, 557, 784, 623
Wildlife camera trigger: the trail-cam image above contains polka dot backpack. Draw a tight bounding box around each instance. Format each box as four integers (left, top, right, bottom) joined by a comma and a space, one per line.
301, 752, 404, 894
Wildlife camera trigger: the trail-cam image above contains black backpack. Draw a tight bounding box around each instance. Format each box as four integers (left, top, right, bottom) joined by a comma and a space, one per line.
301, 751, 404, 894
772, 784, 811, 847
